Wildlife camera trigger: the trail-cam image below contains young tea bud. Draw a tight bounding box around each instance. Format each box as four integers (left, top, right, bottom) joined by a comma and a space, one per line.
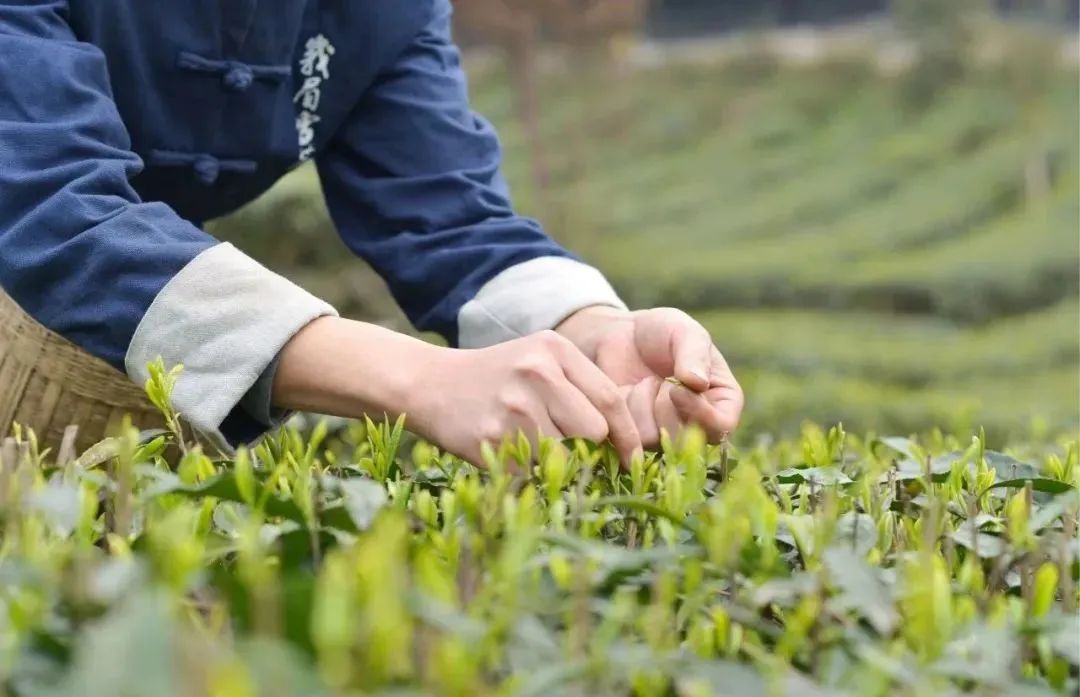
1031, 562, 1059, 618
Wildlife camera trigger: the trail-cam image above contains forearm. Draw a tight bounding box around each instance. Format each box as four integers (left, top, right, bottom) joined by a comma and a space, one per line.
271, 316, 437, 421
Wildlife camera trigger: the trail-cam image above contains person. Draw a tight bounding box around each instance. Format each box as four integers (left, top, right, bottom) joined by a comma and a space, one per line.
0, 0, 743, 465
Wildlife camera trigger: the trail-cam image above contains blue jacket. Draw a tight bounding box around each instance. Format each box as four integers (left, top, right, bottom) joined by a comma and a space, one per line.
0, 0, 624, 446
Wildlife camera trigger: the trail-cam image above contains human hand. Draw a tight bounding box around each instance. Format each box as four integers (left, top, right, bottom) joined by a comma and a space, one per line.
408, 330, 643, 466
557, 306, 743, 447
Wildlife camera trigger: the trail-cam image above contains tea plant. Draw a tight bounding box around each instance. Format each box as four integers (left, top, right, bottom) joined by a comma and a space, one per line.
0, 367, 1076, 696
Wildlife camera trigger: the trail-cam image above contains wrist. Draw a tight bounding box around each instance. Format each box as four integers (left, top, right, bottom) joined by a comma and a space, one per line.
555, 305, 632, 361
272, 316, 439, 422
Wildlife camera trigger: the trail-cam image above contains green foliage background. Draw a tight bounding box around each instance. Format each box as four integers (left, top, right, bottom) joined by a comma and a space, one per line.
211, 30, 1080, 443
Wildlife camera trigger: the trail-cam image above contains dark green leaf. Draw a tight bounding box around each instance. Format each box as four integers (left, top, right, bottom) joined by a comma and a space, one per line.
338, 477, 388, 531
834, 512, 878, 556
25, 480, 80, 537
950, 529, 1008, 558
676, 660, 770, 697
777, 467, 853, 486
539, 531, 697, 595
1049, 613, 1080, 667
280, 569, 319, 657
512, 659, 590, 697
592, 495, 693, 528
172, 473, 308, 526
237, 637, 331, 697
276, 528, 340, 570
988, 478, 1074, 494
751, 572, 818, 607
888, 453, 960, 483
407, 592, 486, 642
37, 591, 179, 697
932, 622, 1019, 686
505, 614, 561, 673
318, 504, 360, 533
983, 451, 1040, 481
878, 437, 922, 463
1030, 489, 1080, 532
823, 547, 898, 634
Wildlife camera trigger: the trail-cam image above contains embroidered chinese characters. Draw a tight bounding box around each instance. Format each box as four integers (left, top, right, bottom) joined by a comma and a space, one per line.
294, 34, 336, 162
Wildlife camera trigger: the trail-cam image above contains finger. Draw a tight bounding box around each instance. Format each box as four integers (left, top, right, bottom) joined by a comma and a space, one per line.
708, 346, 738, 388
704, 385, 743, 435
626, 376, 663, 448
543, 378, 610, 445
670, 320, 713, 392
555, 341, 643, 463
706, 346, 745, 433
670, 385, 729, 443
526, 412, 565, 444
653, 380, 684, 444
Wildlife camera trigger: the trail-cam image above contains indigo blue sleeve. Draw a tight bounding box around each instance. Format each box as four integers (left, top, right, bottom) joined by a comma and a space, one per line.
316, 0, 626, 348
0, 3, 212, 368
0, 3, 335, 447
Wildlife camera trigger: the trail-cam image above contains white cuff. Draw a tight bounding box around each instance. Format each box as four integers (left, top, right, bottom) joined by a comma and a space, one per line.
125, 243, 338, 441
457, 256, 627, 348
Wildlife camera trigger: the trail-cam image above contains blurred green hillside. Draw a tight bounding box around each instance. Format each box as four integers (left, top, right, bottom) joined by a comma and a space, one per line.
212, 43, 1080, 442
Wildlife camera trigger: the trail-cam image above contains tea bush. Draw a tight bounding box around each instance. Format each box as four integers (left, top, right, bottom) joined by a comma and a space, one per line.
0, 365, 1077, 696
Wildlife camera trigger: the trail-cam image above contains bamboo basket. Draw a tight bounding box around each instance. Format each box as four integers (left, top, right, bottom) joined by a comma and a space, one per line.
0, 287, 164, 456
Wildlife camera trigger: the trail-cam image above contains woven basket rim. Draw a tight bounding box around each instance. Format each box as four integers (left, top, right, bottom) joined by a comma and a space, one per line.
0, 286, 161, 451
0, 288, 150, 404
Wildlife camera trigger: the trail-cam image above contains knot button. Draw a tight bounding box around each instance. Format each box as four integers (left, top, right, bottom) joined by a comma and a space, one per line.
223, 63, 255, 92
193, 155, 221, 185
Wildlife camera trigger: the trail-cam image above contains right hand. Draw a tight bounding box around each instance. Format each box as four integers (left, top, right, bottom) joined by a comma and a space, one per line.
408, 330, 643, 466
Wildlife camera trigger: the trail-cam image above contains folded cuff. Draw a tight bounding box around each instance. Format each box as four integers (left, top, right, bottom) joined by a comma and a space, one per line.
238, 350, 289, 428
457, 256, 627, 349
125, 242, 337, 446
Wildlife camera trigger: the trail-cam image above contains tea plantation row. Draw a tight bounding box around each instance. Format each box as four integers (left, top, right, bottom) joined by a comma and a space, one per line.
0, 375, 1077, 695
210, 55, 1079, 439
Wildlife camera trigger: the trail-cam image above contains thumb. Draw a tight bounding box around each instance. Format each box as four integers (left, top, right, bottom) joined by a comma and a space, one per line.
671, 321, 712, 392
669, 384, 729, 443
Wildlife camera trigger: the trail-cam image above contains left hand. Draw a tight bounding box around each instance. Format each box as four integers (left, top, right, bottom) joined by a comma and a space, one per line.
557, 306, 744, 448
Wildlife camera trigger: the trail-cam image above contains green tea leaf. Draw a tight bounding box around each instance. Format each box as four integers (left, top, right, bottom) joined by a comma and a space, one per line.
834, 512, 878, 556
931, 622, 1019, 685
71, 438, 122, 470
339, 477, 388, 531
823, 547, 898, 634
982, 451, 1040, 481
1049, 613, 1080, 667
988, 478, 1074, 494
777, 467, 853, 486
888, 453, 960, 482
879, 436, 923, 463
592, 495, 694, 528
752, 572, 818, 607
25, 479, 80, 537
950, 529, 1008, 558
39, 592, 179, 697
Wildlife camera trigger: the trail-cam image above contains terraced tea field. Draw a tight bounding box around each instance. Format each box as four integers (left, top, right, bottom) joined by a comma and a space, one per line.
474, 56, 1080, 439
215, 54, 1079, 440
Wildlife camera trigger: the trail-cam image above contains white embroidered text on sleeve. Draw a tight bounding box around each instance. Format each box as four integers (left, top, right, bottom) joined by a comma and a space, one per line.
294, 34, 336, 162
